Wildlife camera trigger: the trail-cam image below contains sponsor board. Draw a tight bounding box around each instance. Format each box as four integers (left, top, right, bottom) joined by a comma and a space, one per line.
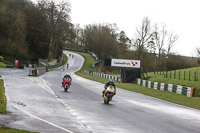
111, 59, 140, 68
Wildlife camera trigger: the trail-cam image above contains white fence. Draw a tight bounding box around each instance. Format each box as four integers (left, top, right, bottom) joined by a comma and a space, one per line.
84, 70, 121, 82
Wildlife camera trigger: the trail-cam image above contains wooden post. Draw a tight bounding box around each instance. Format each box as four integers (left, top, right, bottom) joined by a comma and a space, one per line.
179, 70, 181, 79
189, 71, 191, 81
174, 70, 176, 79
194, 71, 197, 81
184, 71, 185, 80
170, 71, 171, 78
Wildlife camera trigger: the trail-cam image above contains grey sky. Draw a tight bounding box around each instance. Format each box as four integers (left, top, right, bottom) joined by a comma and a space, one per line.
70, 0, 200, 57
33, 0, 200, 57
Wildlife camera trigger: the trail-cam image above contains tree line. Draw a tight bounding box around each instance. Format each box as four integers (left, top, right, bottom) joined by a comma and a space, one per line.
65, 18, 198, 72
0, 0, 72, 63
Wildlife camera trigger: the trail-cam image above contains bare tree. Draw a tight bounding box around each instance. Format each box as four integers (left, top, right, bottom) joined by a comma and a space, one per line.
133, 17, 155, 59
167, 32, 178, 55
196, 47, 200, 57
154, 24, 167, 58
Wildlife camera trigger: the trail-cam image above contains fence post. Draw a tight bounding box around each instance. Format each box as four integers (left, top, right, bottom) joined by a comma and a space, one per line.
170, 71, 171, 78
179, 70, 181, 80
189, 71, 191, 81
174, 70, 176, 79
194, 71, 197, 81
184, 71, 185, 80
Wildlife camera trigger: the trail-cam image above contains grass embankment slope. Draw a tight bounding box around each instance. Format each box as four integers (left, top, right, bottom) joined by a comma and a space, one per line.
0, 62, 6, 68
0, 128, 38, 133
48, 53, 68, 72
147, 69, 200, 96
111, 68, 200, 96
0, 77, 38, 133
67, 50, 200, 110
0, 76, 6, 114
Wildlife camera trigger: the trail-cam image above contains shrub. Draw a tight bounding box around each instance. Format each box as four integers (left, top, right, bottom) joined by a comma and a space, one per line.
0, 56, 3, 62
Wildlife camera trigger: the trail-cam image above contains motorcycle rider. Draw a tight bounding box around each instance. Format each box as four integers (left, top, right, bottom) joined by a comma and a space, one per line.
62, 73, 72, 87
102, 79, 116, 97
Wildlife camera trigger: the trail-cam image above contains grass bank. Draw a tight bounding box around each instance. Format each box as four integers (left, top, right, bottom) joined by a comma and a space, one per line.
0, 62, 6, 68
48, 53, 68, 72
0, 75, 6, 114
147, 70, 200, 96
0, 128, 38, 133
67, 50, 200, 110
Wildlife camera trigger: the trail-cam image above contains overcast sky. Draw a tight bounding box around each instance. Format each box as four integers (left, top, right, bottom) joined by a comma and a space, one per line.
69, 0, 200, 57
33, 0, 200, 57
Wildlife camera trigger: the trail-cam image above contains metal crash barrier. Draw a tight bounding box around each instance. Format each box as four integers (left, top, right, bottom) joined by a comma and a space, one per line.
29, 67, 46, 76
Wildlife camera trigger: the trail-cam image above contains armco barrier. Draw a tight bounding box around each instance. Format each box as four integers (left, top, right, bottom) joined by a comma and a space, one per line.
84, 70, 121, 82
29, 67, 46, 77
136, 78, 194, 97
6, 64, 14, 68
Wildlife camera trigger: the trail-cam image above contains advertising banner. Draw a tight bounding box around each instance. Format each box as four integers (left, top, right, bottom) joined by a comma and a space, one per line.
111, 59, 140, 68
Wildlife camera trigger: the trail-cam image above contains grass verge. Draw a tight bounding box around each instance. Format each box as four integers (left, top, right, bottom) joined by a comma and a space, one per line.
67, 50, 200, 110
0, 62, 6, 68
147, 70, 200, 96
0, 75, 6, 114
0, 128, 38, 133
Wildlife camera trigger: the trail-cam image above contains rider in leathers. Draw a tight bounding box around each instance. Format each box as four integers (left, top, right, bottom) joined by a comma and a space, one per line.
102, 79, 116, 97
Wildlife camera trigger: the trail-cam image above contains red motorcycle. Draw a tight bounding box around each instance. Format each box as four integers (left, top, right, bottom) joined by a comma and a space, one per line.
63, 77, 71, 92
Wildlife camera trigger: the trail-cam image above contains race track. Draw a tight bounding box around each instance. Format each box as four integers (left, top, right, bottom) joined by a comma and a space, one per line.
0, 51, 200, 133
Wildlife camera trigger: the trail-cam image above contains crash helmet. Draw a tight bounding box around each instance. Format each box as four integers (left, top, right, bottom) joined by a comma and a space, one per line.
66, 73, 69, 76
109, 79, 114, 84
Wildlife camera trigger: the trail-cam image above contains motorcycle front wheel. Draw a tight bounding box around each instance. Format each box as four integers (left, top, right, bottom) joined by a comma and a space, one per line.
106, 98, 110, 104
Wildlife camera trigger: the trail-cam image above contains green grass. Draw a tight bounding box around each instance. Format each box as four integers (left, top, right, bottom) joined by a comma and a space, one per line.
0, 76, 6, 114
67, 50, 200, 110
0, 128, 38, 133
110, 74, 120, 77
0, 62, 6, 68
48, 53, 68, 72
147, 68, 200, 96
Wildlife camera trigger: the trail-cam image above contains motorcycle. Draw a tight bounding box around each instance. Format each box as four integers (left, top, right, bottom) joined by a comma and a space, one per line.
63, 77, 71, 92
103, 85, 115, 104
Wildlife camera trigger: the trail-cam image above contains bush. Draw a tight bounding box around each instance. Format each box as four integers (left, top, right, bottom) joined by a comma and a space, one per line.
0, 56, 3, 62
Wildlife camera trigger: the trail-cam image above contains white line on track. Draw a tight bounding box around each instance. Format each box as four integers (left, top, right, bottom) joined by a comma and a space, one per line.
10, 102, 75, 133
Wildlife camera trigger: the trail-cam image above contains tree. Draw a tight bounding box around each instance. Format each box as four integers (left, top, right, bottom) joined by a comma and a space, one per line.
0, 1, 28, 61
118, 31, 131, 57
133, 17, 155, 59
80, 24, 120, 59
38, 0, 71, 61
154, 24, 167, 59
24, 4, 51, 61
167, 32, 178, 55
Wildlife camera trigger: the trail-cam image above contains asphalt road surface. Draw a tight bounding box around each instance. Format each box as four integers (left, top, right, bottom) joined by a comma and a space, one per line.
1, 51, 200, 133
